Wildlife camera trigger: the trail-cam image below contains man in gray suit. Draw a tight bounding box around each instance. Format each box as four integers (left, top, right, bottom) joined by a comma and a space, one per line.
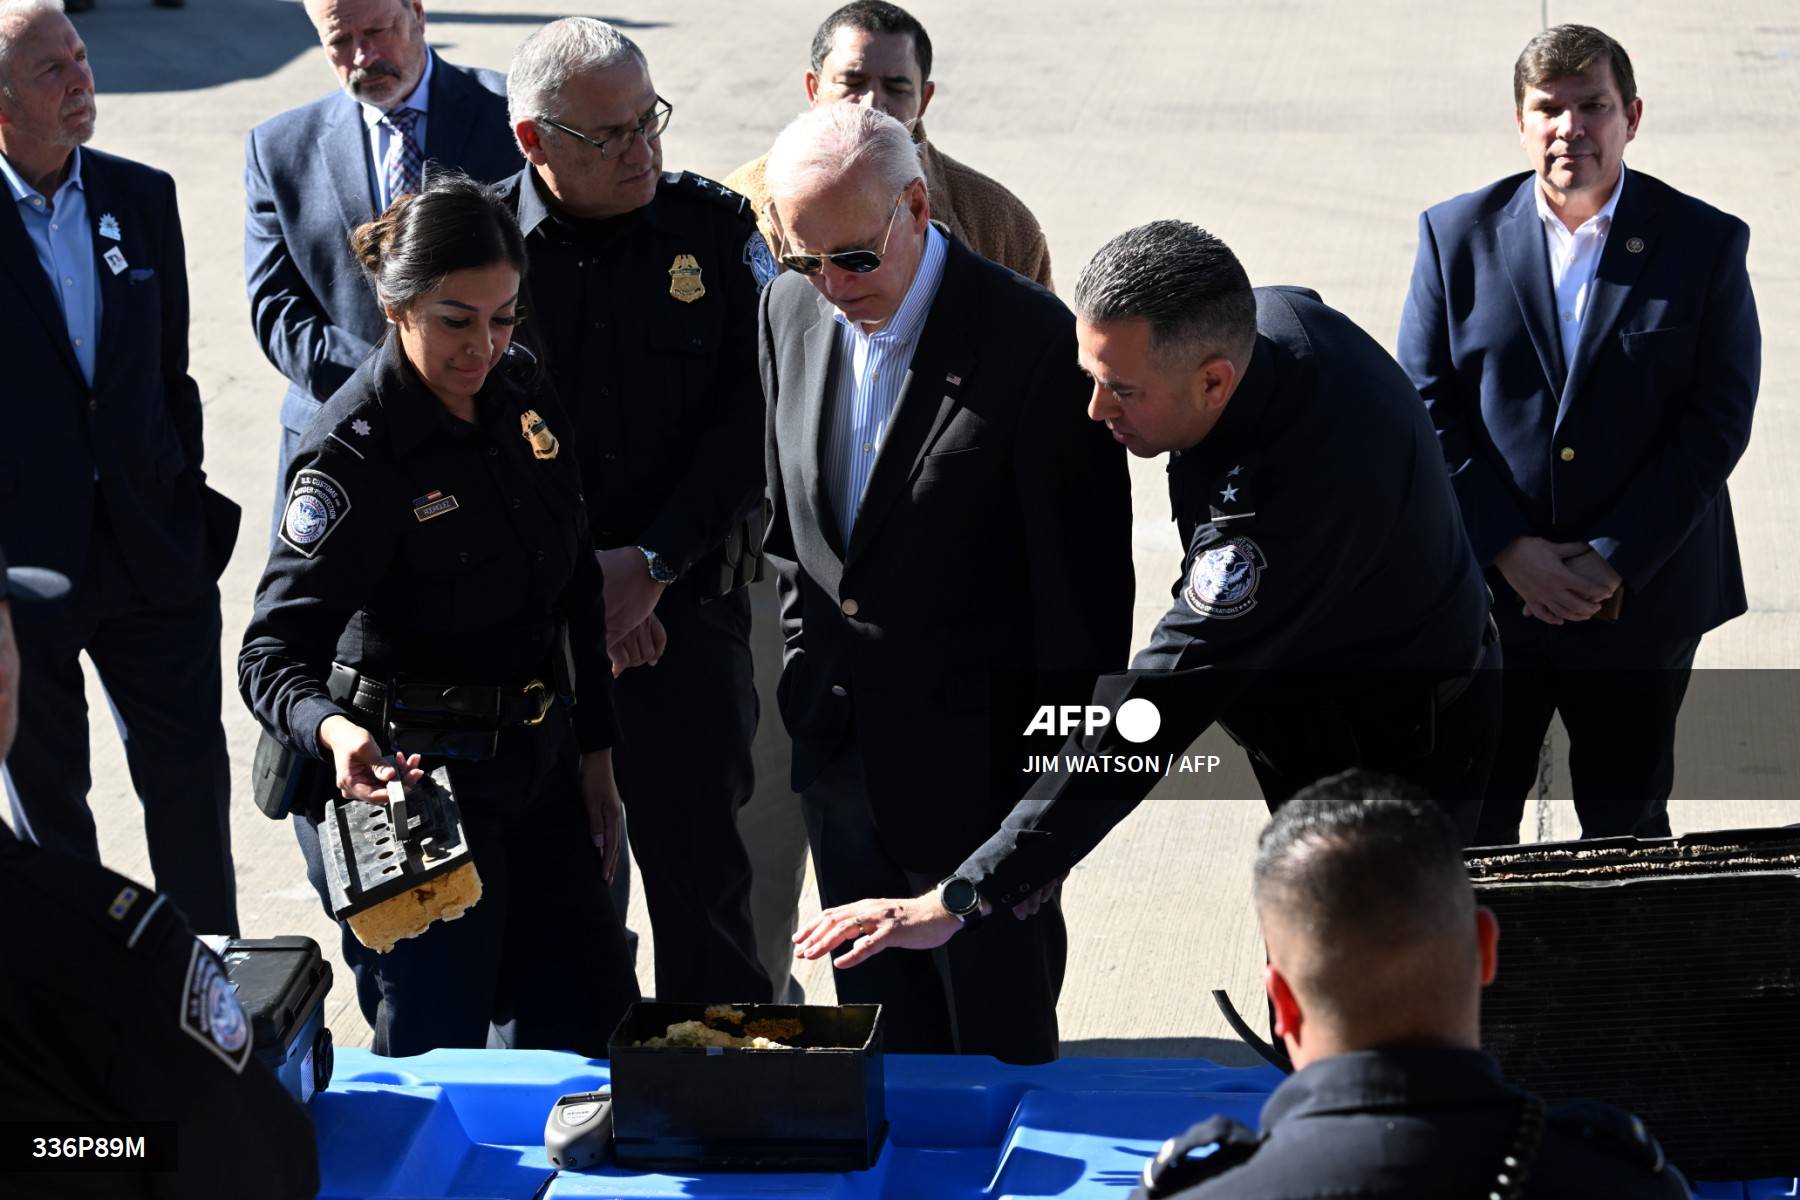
245, 0, 520, 527
759, 104, 1133, 1063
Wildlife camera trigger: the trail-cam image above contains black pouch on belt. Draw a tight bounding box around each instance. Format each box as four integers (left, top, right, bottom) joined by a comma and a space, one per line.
695, 498, 771, 604
250, 728, 316, 821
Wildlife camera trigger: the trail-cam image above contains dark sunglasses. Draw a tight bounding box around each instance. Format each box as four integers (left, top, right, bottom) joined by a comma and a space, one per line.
777, 195, 904, 276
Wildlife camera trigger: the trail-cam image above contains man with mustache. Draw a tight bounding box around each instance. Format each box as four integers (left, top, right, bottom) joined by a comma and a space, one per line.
1397, 25, 1761, 843
245, 0, 520, 533
1, 0, 242, 936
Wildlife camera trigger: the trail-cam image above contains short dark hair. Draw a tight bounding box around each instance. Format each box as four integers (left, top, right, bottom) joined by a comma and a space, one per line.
1514, 24, 1636, 109
350, 171, 526, 315
1253, 770, 1472, 952
810, 1, 933, 84
1072, 220, 1257, 368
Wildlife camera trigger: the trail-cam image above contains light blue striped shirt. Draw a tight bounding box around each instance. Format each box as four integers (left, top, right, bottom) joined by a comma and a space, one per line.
0, 147, 99, 385
824, 223, 948, 542
360, 50, 434, 213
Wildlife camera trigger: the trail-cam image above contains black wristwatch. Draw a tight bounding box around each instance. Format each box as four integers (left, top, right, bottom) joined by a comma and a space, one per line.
638, 546, 677, 585
936, 875, 985, 929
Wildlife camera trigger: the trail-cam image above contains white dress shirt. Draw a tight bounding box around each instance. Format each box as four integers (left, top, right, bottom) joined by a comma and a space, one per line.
360, 50, 434, 213
1536, 163, 1626, 369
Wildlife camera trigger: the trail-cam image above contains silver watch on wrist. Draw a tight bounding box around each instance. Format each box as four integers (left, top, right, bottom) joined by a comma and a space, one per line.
637, 545, 677, 585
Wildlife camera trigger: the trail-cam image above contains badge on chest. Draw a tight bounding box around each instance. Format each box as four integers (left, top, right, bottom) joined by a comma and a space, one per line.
521, 409, 560, 460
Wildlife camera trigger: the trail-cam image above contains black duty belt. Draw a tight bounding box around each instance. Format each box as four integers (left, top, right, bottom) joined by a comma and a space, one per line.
330, 663, 558, 762
1434, 613, 1501, 712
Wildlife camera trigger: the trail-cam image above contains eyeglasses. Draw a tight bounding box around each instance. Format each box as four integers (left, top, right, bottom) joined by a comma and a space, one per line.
537, 96, 673, 161
777, 195, 904, 276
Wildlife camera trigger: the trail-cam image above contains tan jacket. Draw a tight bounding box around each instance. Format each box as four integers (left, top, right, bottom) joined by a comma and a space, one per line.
723, 126, 1054, 290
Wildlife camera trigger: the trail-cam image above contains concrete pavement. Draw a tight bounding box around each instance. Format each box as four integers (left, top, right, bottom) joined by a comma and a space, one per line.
51, 0, 1800, 1055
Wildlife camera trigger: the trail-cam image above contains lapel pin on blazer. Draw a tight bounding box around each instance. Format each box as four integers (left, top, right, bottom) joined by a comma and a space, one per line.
97, 213, 121, 240
945, 372, 961, 387
1626, 237, 1646, 254
102, 246, 128, 275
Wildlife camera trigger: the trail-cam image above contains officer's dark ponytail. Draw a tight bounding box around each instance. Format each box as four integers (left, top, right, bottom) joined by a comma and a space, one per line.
351, 171, 527, 317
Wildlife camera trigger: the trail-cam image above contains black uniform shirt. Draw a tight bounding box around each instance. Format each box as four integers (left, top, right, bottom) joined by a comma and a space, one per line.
239, 335, 617, 758
1134, 1046, 1690, 1199
497, 167, 767, 577
0, 823, 318, 1200
960, 287, 1493, 908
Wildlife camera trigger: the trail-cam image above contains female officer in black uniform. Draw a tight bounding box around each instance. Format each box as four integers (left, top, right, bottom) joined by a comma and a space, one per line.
239, 174, 638, 1057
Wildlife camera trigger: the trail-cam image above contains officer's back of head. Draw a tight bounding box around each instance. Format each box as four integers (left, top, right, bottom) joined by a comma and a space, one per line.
1253, 769, 1496, 1068
1136, 773, 1692, 1199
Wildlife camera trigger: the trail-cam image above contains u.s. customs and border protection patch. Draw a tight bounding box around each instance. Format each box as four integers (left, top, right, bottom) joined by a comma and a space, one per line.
279, 469, 351, 557
180, 941, 252, 1073
520, 409, 560, 460
744, 232, 778, 289
668, 253, 705, 303
1184, 537, 1267, 619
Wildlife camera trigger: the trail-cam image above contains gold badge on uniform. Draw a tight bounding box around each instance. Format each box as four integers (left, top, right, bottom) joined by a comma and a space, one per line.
520, 409, 560, 460
668, 253, 705, 303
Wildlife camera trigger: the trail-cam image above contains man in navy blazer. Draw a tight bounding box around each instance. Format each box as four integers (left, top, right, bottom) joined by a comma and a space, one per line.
1, 1, 240, 933
245, 0, 520, 527
1398, 25, 1760, 842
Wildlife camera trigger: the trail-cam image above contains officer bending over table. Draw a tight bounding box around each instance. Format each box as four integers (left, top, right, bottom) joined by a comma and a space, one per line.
239, 174, 638, 1057
795, 220, 1501, 965
1133, 770, 1689, 1198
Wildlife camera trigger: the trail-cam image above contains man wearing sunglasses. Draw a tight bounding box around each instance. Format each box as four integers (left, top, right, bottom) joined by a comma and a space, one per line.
495, 18, 773, 1006
759, 104, 1134, 1064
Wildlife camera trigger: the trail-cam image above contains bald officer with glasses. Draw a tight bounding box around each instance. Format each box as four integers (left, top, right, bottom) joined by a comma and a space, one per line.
758, 103, 1133, 1064
494, 19, 773, 1004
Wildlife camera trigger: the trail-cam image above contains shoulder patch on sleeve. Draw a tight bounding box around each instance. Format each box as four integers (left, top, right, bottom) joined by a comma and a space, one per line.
279, 467, 352, 558
179, 940, 252, 1074
1183, 537, 1266, 619
744, 230, 779, 289
1137, 1116, 1261, 1198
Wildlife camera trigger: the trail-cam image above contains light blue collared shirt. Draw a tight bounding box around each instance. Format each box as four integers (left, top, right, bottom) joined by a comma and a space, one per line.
823, 222, 948, 543
1, 147, 100, 385
361, 50, 434, 213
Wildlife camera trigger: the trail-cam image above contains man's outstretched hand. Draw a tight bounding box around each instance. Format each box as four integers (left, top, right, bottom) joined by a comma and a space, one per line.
793, 894, 963, 968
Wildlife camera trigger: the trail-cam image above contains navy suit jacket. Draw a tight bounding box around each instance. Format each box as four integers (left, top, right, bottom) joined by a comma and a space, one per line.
1399, 169, 1760, 641
244, 51, 520, 437
0, 149, 227, 599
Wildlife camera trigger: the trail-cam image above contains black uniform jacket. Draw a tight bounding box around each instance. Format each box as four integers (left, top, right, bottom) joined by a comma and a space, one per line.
960, 286, 1492, 908
239, 336, 616, 758
1136, 1046, 1690, 1199
498, 167, 766, 575
761, 232, 1136, 871
0, 822, 318, 1199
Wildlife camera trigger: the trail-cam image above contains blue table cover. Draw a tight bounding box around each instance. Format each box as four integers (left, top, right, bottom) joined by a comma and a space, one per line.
313, 1049, 1797, 1198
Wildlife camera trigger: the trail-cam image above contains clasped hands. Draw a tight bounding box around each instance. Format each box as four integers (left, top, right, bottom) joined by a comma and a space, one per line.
792, 878, 1063, 969
1495, 536, 1622, 625
597, 546, 667, 676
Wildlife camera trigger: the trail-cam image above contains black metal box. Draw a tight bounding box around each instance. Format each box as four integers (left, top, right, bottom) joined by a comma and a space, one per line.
1467, 828, 1800, 1179
607, 1002, 886, 1171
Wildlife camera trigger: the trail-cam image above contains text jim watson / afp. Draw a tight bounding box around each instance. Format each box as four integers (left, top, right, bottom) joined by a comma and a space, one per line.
1021, 752, 1225, 776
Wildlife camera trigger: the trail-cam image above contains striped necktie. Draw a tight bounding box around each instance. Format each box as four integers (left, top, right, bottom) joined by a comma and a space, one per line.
380, 107, 423, 207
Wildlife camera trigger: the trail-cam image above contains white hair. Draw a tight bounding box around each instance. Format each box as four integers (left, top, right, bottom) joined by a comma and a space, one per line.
0, 0, 65, 95
764, 104, 923, 205
507, 17, 645, 132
